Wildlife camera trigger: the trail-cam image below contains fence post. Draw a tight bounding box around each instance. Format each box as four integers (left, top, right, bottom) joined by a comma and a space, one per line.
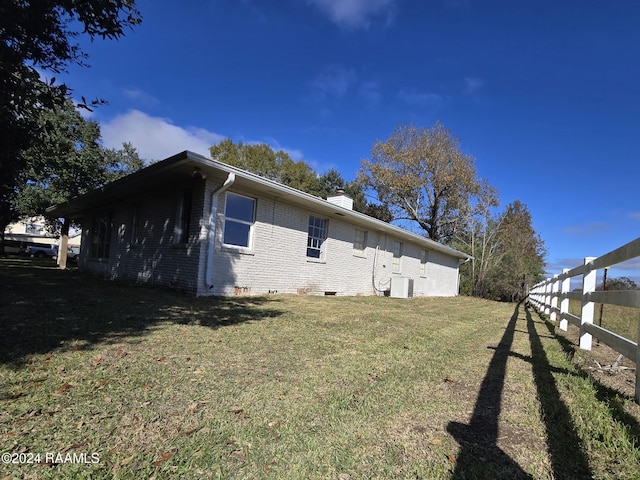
580, 257, 596, 351
544, 280, 551, 315
550, 274, 559, 322
559, 269, 570, 331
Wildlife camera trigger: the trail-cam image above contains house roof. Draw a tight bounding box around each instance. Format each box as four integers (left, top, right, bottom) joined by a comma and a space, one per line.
47, 150, 471, 261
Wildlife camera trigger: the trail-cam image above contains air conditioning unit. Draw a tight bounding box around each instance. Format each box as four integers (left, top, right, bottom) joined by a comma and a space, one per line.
390, 277, 414, 298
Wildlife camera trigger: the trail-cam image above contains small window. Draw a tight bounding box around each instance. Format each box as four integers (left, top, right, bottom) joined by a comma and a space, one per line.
91, 213, 112, 258
420, 250, 429, 276
353, 229, 367, 255
392, 240, 402, 273
25, 223, 43, 235
307, 216, 328, 259
175, 190, 193, 244
223, 192, 256, 248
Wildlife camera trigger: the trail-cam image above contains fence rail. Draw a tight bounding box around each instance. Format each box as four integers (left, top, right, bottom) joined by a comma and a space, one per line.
527, 237, 640, 402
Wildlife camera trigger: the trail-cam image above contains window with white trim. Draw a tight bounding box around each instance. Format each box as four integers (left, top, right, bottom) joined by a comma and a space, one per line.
307, 216, 327, 259
353, 229, 367, 255
420, 250, 429, 276
223, 192, 256, 248
392, 240, 402, 273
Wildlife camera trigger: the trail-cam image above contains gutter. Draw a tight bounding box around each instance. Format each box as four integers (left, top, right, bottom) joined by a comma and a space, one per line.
205, 172, 236, 289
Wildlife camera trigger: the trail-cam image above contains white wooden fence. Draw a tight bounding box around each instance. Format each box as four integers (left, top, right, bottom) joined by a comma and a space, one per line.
528, 237, 640, 402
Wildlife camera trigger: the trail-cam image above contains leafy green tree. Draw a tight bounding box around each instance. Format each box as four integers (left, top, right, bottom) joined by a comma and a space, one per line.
16, 98, 143, 232
210, 139, 319, 193
211, 140, 392, 221
359, 122, 497, 242
455, 200, 546, 301
597, 276, 638, 291
486, 201, 546, 302
0, 0, 141, 249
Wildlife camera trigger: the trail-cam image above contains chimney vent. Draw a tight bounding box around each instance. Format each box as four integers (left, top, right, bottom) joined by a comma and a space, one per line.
327, 190, 353, 210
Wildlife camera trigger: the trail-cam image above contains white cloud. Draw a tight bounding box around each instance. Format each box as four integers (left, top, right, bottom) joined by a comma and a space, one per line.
308, 0, 395, 28
397, 88, 444, 107
101, 110, 224, 162
629, 212, 640, 220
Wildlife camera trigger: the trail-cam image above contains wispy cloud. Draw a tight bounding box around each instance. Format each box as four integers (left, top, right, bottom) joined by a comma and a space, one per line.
311, 64, 357, 100
464, 77, 483, 94
358, 81, 383, 107
308, 0, 396, 29
397, 88, 444, 108
562, 222, 611, 236
124, 88, 159, 107
629, 211, 640, 220
101, 110, 224, 162
259, 137, 305, 161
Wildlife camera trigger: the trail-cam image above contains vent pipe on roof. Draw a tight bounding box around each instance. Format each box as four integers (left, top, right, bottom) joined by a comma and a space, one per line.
205, 172, 236, 290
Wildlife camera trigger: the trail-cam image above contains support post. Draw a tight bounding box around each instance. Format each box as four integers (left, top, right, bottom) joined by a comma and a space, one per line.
544, 281, 550, 315
559, 269, 570, 331
58, 219, 69, 270
580, 257, 596, 350
550, 275, 559, 322
636, 304, 640, 404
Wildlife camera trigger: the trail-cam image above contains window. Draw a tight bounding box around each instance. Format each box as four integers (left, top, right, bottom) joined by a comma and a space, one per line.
353, 229, 367, 255
175, 190, 193, 244
420, 250, 429, 276
392, 240, 402, 273
223, 192, 256, 248
307, 216, 327, 259
91, 213, 112, 258
25, 222, 43, 235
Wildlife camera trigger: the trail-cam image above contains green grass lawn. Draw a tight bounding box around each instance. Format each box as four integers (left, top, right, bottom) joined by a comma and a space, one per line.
1, 256, 640, 479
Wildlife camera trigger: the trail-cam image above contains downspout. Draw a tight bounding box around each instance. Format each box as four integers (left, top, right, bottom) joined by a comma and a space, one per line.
457, 256, 472, 295
205, 172, 236, 289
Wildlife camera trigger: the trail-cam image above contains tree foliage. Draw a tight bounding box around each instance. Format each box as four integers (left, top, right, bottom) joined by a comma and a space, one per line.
210, 139, 392, 221
358, 122, 497, 242
16, 98, 144, 228
457, 200, 546, 302
597, 276, 638, 291
0, 0, 141, 243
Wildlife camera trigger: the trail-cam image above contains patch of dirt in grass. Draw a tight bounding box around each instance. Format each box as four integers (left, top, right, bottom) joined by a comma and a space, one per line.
553, 322, 639, 404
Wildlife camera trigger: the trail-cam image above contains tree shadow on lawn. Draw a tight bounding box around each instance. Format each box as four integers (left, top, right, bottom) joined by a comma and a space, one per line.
0, 257, 286, 368
447, 302, 595, 479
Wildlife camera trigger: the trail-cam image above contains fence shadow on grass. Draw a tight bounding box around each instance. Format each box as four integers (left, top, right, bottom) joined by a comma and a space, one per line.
523, 303, 593, 479
447, 302, 533, 479
0, 257, 286, 367
539, 311, 640, 449
447, 302, 595, 479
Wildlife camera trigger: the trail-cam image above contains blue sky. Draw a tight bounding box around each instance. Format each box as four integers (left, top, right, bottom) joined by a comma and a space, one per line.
59, 0, 640, 282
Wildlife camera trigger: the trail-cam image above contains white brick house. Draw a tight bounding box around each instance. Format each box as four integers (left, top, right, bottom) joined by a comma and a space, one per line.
48, 151, 471, 297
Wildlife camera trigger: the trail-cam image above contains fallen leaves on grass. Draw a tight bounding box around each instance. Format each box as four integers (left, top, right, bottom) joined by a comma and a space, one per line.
152, 449, 176, 467
90, 354, 102, 366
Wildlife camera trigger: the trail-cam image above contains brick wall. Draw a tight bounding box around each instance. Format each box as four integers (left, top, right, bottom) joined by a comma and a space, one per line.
77, 178, 205, 294
197, 183, 461, 297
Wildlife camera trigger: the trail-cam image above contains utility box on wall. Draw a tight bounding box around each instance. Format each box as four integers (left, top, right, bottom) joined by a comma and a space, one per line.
390, 276, 414, 298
